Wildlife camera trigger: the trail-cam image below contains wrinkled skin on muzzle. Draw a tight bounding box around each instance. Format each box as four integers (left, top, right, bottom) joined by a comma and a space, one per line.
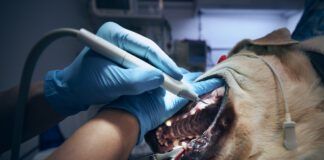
145, 28, 324, 160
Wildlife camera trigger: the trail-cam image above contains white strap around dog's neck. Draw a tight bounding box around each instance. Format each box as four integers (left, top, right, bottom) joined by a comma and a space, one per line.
235, 53, 298, 150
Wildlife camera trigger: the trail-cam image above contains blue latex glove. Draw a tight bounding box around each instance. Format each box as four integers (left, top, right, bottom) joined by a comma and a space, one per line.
44, 22, 183, 116
107, 71, 224, 143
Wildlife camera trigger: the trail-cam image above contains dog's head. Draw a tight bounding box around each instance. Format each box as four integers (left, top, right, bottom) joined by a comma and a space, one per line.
145, 28, 324, 159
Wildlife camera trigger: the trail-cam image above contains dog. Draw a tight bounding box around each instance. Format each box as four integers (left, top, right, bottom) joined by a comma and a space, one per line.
146, 28, 324, 160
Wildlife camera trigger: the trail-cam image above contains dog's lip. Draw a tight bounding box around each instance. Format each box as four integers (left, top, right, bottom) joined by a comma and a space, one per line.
153, 90, 225, 152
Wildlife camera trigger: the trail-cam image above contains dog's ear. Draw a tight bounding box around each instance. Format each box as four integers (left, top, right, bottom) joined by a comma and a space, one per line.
228, 28, 299, 56
300, 36, 324, 83
252, 28, 299, 46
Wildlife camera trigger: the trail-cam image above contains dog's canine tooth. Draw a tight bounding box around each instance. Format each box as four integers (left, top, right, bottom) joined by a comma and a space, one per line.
190, 109, 197, 115
216, 87, 225, 97
165, 120, 172, 127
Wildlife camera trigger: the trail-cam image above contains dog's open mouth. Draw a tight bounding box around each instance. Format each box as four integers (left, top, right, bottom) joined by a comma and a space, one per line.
145, 83, 236, 159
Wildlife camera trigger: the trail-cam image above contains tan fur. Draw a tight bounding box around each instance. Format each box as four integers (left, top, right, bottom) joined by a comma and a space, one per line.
199, 29, 324, 159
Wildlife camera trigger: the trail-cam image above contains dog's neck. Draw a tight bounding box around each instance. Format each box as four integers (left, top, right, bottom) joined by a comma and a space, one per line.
258, 50, 324, 159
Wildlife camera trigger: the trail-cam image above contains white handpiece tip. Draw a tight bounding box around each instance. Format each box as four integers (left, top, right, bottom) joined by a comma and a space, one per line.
178, 88, 200, 102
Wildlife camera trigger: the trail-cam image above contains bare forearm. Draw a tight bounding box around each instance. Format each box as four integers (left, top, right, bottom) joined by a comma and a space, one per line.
47, 109, 139, 160
0, 81, 64, 153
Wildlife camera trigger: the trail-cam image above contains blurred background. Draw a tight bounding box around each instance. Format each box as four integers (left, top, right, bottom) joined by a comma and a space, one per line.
0, 0, 321, 159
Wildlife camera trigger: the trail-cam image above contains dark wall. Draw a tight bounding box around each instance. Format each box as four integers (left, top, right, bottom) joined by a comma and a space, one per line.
0, 1, 93, 159
0, 0, 92, 91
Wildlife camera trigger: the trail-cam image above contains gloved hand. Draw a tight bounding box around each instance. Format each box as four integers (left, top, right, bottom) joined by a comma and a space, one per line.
107, 71, 224, 143
44, 22, 183, 116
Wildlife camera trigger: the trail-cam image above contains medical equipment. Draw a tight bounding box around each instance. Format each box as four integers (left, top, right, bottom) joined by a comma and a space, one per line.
11, 28, 202, 160
77, 29, 201, 103
137, 146, 185, 160
234, 53, 297, 150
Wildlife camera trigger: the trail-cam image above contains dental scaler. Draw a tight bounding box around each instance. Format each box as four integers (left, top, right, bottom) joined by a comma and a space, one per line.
77, 29, 201, 102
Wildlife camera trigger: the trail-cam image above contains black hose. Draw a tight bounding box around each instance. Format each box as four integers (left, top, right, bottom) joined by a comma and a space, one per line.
11, 28, 79, 160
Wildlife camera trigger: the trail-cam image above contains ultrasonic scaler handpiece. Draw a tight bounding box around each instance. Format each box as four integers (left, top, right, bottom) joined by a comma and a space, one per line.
77, 28, 200, 102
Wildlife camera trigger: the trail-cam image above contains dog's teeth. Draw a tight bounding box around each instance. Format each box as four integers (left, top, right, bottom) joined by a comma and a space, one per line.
190, 109, 197, 115
182, 114, 188, 119
170, 131, 175, 138
173, 140, 179, 146
216, 87, 225, 97
181, 141, 187, 148
198, 105, 206, 110
165, 120, 172, 127
211, 89, 218, 97
158, 139, 163, 144
157, 135, 163, 144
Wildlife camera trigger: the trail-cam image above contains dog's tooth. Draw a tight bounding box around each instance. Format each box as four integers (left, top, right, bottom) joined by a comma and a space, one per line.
198, 105, 206, 110
158, 139, 163, 145
188, 136, 193, 139
211, 89, 219, 97
157, 135, 163, 144
206, 98, 215, 104
173, 140, 179, 146
165, 120, 172, 127
190, 109, 197, 115
170, 131, 175, 138
216, 87, 225, 97
164, 142, 169, 146
181, 141, 187, 148
182, 114, 188, 119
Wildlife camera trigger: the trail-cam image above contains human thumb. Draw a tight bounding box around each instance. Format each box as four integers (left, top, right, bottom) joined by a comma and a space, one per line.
191, 78, 224, 95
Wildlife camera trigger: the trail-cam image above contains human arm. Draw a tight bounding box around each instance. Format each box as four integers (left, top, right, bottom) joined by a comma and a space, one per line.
44, 22, 183, 116
47, 73, 224, 159
0, 81, 64, 153
0, 21, 182, 153
47, 109, 138, 160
